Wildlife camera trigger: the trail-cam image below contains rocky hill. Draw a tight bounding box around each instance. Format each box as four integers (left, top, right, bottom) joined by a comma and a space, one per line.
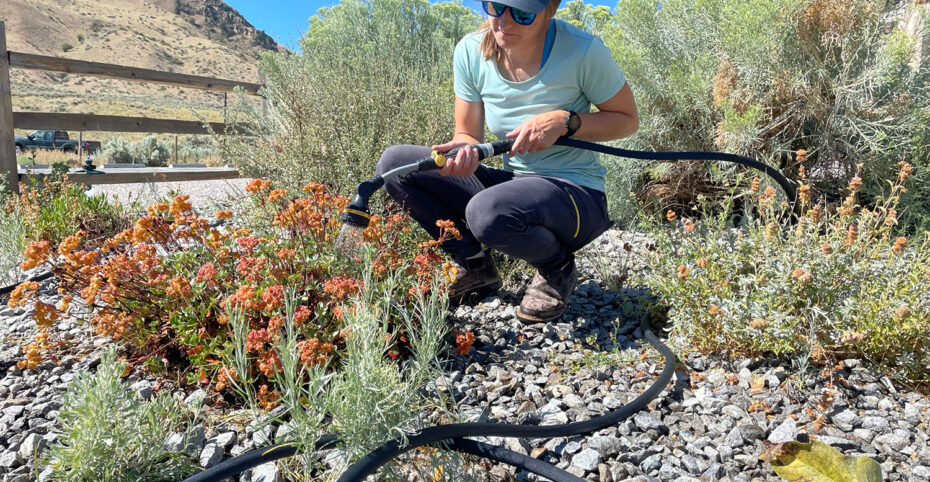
2, 0, 284, 131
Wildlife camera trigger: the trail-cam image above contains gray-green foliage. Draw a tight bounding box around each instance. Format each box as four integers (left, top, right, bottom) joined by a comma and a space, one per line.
223, 0, 481, 192
224, 252, 472, 480
102, 137, 134, 164
132, 136, 172, 167
0, 204, 26, 286
45, 346, 200, 481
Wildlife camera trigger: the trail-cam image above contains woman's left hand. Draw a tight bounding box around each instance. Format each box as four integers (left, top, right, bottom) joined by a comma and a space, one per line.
506, 111, 567, 155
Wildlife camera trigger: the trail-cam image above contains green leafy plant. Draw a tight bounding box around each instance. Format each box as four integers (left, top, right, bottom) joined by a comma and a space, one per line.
44, 346, 200, 481
0, 203, 27, 286
221, 0, 480, 192
601, 0, 930, 226
645, 162, 930, 386
763, 440, 882, 481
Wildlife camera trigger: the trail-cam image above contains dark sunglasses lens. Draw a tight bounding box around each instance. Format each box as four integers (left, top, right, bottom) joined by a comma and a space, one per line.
484, 1, 506, 16
511, 8, 536, 24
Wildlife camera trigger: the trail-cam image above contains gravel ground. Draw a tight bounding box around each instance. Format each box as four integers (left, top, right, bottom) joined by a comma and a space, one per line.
88, 178, 254, 213
1, 229, 928, 481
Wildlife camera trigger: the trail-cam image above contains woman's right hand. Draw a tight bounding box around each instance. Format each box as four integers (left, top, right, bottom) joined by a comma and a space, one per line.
431, 140, 479, 177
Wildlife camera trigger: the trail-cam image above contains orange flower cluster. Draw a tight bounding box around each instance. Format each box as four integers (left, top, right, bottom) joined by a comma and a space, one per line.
750, 177, 760, 193
246, 179, 272, 194
749, 318, 769, 330
33, 301, 59, 328
455, 331, 475, 355
20, 241, 50, 271
299, 338, 335, 367
677, 265, 690, 280
796, 149, 808, 162
260, 285, 285, 312
257, 384, 280, 411
792, 268, 811, 284
666, 210, 676, 222
324, 276, 362, 301
7, 281, 39, 309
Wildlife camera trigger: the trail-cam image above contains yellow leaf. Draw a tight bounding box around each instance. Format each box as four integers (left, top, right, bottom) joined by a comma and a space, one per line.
764, 441, 882, 482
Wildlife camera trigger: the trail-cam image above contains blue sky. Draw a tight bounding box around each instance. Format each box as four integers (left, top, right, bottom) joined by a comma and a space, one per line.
225, 0, 617, 51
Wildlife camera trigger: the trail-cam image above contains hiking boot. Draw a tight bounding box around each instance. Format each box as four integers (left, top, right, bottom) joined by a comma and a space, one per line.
449, 251, 502, 302
516, 257, 578, 324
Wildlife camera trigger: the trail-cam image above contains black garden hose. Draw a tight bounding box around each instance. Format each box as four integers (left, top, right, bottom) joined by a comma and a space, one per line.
185, 138, 797, 482
0, 271, 54, 297
183, 319, 675, 482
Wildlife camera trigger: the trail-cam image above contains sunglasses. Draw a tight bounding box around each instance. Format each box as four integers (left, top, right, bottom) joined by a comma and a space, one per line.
482, 1, 537, 25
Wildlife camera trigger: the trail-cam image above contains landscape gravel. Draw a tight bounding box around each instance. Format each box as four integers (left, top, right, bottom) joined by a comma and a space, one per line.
0, 228, 928, 481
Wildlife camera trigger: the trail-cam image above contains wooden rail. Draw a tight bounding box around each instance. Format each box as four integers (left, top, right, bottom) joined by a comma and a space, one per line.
1, 19, 260, 193
19, 167, 241, 185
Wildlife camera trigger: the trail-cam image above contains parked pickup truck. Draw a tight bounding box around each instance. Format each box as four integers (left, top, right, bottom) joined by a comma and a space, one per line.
14, 130, 101, 155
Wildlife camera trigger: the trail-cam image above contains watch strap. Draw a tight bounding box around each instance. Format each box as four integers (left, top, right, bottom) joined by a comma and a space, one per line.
564, 110, 580, 137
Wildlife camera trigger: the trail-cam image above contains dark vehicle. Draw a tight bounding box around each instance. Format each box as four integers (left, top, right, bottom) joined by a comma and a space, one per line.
14, 130, 101, 156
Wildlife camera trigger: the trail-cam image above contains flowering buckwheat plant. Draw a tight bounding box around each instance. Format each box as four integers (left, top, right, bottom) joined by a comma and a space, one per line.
11, 180, 451, 393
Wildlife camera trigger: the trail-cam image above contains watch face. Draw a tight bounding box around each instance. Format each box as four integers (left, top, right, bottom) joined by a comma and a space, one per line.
569, 113, 581, 131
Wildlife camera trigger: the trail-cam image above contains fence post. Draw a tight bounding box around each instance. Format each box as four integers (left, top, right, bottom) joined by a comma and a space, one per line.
0, 21, 19, 194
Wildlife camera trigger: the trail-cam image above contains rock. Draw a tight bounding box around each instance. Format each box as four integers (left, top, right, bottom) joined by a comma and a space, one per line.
860, 416, 890, 431
874, 432, 910, 451
572, 448, 602, 472
251, 461, 281, 482
633, 413, 667, 434
588, 435, 624, 458
912, 466, 930, 479
768, 419, 798, 444
832, 409, 860, 431
130, 380, 154, 400
640, 454, 661, 473
17, 433, 45, 460
184, 389, 208, 408
210, 431, 237, 449
0, 450, 22, 468
724, 426, 744, 448
200, 442, 224, 468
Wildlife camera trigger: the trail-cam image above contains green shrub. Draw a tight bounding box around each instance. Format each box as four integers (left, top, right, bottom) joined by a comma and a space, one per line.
645, 163, 930, 385
102, 137, 134, 164
601, 0, 930, 225
44, 346, 200, 481
61, 43, 73, 52
131, 136, 171, 167
224, 258, 473, 479
222, 0, 481, 192
9, 176, 127, 250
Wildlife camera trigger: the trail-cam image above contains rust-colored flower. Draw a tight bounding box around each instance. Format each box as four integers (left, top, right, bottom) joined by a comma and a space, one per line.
666, 210, 676, 222
897, 161, 914, 181
166, 276, 191, 299
194, 262, 219, 286
796, 149, 808, 162
799, 184, 811, 203
169, 194, 193, 215
847, 177, 862, 192
895, 304, 911, 319
677, 265, 690, 280
697, 258, 707, 269
791, 268, 811, 284
215, 209, 232, 220
267, 189, 287, 203
821, 243, 833, 255
750, 177, 760, 193
455, 331, 475, 355
749, 318, 768, 330
33, 302, 59, 328
845, 224, 858, 246
261, 285, 285, 312
683, 219, 695, 232
256, 384, 279, 411
246, 179, 272, 194
324, 276, 362, 301
708, 304, 720, 316
892, 236, 907, 254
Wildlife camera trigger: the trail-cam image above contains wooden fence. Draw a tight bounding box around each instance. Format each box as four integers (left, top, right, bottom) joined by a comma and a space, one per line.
0, 20, 262, 193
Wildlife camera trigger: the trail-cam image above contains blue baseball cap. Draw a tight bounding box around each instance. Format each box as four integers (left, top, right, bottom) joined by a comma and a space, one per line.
476, 0, 550, 15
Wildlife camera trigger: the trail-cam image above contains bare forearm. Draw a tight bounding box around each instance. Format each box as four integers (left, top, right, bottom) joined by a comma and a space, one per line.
573, 111, 639, 142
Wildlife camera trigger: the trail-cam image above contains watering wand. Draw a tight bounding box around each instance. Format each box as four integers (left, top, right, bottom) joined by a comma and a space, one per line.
336, 139, 516, 251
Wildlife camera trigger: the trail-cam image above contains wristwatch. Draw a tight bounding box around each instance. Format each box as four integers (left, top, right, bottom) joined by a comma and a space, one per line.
564, 110, 581, 137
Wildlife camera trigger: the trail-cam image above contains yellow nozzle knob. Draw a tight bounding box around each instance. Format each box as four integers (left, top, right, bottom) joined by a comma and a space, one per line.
431, 150, 446, 168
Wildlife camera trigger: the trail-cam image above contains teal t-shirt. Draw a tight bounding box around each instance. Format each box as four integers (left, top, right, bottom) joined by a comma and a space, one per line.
453, 19, 626, 193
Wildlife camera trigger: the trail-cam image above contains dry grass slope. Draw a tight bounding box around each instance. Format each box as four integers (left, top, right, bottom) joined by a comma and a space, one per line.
3, 0, 281, 140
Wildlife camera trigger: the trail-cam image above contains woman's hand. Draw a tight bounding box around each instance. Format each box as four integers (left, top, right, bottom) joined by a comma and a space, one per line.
506, 111, 568, 155
431, 140, 480, 177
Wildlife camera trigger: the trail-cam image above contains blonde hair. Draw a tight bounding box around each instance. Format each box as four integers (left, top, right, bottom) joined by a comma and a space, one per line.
479, 0, 561, 61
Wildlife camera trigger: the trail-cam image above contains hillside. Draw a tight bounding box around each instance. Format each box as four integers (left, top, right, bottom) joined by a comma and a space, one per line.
2, 0, 284, 137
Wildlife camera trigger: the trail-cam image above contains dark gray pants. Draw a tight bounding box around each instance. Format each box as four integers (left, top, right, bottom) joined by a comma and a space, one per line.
376, 145, 612, 272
